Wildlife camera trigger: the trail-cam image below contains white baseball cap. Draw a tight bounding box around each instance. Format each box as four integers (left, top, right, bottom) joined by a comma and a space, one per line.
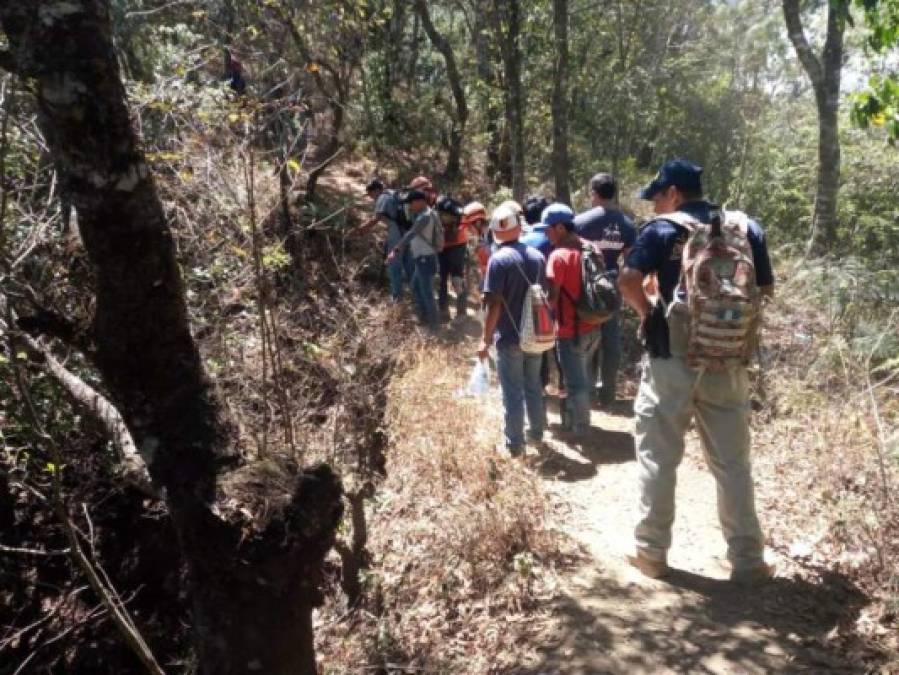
489, 205, 521, 233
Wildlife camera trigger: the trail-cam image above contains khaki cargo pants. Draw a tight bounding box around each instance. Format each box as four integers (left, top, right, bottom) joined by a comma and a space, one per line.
634, 323, 765, 572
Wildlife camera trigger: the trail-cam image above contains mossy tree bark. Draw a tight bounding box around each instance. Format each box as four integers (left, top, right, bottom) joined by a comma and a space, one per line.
0, 3, 342, 674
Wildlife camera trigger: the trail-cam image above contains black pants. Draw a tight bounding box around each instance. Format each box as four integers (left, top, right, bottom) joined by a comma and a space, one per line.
540, 345, 565, 390
438, 244, 468, 313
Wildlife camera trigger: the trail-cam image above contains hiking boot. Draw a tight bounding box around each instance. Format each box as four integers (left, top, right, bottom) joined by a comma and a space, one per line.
627, 550, 669, 579
730, 562, 774, 586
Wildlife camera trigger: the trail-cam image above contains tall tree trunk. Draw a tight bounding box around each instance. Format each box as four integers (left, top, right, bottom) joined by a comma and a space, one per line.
551, 0, 571, 204
489, 0, 526, 201
0, 4, 342, 674
414, 0, 468, 183
474, 1, 503, 185
782, 0, 846, 256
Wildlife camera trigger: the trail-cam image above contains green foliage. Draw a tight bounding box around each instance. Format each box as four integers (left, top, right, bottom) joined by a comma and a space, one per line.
851, 76, 899, 141
850, 0, 899, 140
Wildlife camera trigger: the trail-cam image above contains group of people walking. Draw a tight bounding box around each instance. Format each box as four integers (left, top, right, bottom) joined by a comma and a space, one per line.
359, 159, 776, 585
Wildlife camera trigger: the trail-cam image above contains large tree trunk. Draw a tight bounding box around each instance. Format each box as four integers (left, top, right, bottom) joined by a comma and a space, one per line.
782, 0, 846, 256
474, 1, 504, 185
489, 0, 526, 201
414, 0, 468, 183
0, 4, 342, 674
550, 0, 571, 204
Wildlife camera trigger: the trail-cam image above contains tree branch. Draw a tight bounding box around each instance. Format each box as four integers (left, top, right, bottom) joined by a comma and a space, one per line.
413, 0, 468, 126
782, 0, 824, 88
17, 330, 155, 493
0, 50, 19, 75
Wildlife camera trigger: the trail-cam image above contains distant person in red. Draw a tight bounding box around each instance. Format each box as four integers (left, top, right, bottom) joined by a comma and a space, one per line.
224, 48, 246, 94
543, 203, 600, 437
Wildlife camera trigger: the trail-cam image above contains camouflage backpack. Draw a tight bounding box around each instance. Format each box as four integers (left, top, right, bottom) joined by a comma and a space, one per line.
664, 209, 761, 371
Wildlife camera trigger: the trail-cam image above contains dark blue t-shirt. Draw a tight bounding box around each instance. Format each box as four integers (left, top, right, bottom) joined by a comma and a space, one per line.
625, 200, 774, 303
520, 225, 553, 259
484, 241, 547, 348
574, 206, 637, 274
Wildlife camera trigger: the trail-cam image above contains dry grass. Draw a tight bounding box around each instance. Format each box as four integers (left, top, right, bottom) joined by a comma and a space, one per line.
315, 339, 582, 673
750, 267, 899, 665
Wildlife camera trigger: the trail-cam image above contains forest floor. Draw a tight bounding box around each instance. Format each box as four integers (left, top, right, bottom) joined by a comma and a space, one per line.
520, 395, 869, 673
413, 313, 887, 674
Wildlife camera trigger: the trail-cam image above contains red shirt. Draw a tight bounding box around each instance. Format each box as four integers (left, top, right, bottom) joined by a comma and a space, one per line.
547, 244, 599, 339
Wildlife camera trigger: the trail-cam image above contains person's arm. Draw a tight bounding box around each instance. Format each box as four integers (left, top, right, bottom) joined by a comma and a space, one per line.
617, 216, 638, 271
478, 293, 502, 359
355, 213, 389, 236
619, 266, 651, 321
387, 212, 425, 261
747, 219, 775, 298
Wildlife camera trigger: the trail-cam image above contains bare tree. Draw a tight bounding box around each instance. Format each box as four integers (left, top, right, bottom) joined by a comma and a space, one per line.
0, 3, 342, 674
782, 0, 848, 255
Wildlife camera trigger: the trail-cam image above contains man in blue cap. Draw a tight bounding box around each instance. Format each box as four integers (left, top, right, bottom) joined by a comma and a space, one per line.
618, 159, 775, 584
574, 173, 636, 405
544, 203, 602, 437
520, 195, 554, 257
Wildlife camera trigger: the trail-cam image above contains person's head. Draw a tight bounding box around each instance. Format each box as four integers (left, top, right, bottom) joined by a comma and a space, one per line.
435, 195, 463, 228
541, 203, 576, 246
638, 159, 703, 214
524, 195, 551, 226
409, 175, 437, 206
461, 201, 488, 234
489, 204, 521, 243
589, 173, 617, 206
498, 199, 525, 229
365, 178, 385, 201
403, 189, 429, 214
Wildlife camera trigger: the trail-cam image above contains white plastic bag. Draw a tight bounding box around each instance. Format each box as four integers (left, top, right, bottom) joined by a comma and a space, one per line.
460, 357, 491, 397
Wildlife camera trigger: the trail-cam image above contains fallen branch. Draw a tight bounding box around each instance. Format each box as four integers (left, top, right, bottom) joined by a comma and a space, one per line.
16, 329, 154, 493
8, 342, 166, 675
0, 543, 71, 556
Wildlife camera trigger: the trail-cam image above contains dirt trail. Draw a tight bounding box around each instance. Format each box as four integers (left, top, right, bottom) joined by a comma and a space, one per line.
516, 395, 867, 675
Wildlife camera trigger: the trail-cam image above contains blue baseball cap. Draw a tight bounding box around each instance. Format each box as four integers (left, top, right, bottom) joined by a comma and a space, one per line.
541, 203, 575, 228
638, 159, 703, 200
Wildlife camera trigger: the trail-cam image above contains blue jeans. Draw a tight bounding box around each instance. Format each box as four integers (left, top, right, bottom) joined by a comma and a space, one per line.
496, 344, 545, 452
410, 254, 438, 329
557, 329, 600, 433
386, 234, 413, 301
590, 312, 622, 402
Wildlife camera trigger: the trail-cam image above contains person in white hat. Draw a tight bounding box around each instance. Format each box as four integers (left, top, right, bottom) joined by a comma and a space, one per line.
478, 203, 547, 457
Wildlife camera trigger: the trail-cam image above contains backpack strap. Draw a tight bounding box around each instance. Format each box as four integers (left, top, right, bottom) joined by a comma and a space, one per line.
497, 248, 536, 339
661, 211, 700, 307
660, 210, 700, 232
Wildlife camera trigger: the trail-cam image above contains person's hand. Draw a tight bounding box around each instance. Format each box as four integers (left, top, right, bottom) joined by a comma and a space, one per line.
637, 312, 648, 343
386, 249, 396, 265
477, 340, 490, 361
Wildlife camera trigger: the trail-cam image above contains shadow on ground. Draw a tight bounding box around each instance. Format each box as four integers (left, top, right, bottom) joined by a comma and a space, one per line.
518, 564, 870, 674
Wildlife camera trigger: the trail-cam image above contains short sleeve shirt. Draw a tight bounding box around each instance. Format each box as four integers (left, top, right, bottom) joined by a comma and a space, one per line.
625, 200, 775, 303
484, 241, 546, 348
547, 245, 599, 339
407, 207, 438, 259
520, 226, 553, 259
374, 191, 401, 241
573, 206, 636, 274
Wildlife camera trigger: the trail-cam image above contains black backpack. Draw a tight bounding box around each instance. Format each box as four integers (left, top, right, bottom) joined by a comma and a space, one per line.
572, 242, 621, 324
435, 195, 463, 243
389, 189, 413, 233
